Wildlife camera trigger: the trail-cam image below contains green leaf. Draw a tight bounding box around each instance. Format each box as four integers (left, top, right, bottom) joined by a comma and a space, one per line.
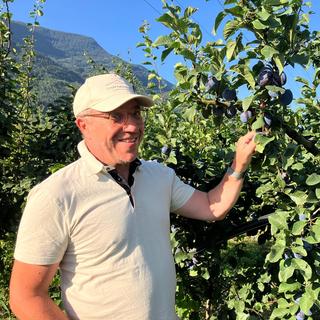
223, 20, 240, 39
261, 45, 278, 59
295, 76, 309, 85
290, 54, 309, 66
291, 220, 306, 235
161, 47, 174, 62
279, 260, 295, 282
289, 191, 308, 206
316, 188, 320, 199
180, 48, 196, 61
252, 19, 269, 30
270, 307, 289, 320
306, 173, 320, 186
292, 162, 304, 170
242, 95, 254, 111
226, 39, 237, 61
257, 10, 271, 21
269, 212, 288, 234
278, 282, 301, 293
273, 54, 285, 74
175, 251, 188, 263
254, 134, 275, 153
184, 6, 197, 18
189, 269, 198, 277
299, 291, 314, 315
265, 85, 285, 93
212, 11, 226, 36
267, 243, 285, 262
252, 116, 265, 130
153, 35, 173, 47
232, 64, 255, 89
310, 224, 320, 242
201, 268, 210, 280
156, 13, 175, 28
291, 258, 312, 281
183, 106, 197, 122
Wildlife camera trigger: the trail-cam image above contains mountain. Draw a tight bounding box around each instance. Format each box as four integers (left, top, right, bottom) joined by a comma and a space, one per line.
10, 21, 173, 105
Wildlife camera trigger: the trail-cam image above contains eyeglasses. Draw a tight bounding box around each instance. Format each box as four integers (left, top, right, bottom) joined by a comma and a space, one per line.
82, 108, 147, 125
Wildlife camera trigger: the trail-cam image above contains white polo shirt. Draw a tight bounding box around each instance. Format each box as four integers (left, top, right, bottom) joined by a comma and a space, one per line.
14, 141, 195, 320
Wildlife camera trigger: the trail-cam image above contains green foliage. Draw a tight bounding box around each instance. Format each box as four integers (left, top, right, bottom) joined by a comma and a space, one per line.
139, 0, 320, 318
1, 0, 320, 319
0, 233, 15, 320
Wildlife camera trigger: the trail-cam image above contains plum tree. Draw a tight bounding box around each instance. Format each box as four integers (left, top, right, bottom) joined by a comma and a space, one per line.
139, 0, 320, 317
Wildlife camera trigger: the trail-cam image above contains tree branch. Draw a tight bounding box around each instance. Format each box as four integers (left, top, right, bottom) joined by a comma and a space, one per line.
281, 121, 320, 156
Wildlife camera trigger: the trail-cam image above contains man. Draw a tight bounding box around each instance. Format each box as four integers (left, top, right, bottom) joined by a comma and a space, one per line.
10, 74, 256, 320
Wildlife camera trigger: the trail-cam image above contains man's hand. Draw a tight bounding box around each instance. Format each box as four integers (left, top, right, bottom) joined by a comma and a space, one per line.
231, 131, 257, 173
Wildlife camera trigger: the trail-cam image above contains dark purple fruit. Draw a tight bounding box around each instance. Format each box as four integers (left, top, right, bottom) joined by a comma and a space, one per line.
213, 106, 225, 117
161, 145, 170, 155
257, 69, 273, 87
240, 110, 253, 123
281, 171, 290, 184
279, 89, 293, 105
225, 104, 237, 118
280, 72, 287, 86
272, 72, 281, 86
205, 77, 219, 92
263, 113, 272, 128
272, 71, 287, 87
222, 88, 237, 101
201, 106, 212, 119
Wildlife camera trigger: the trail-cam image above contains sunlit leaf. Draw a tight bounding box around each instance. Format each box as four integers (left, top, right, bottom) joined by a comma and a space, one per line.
261, 45, 278, 59
223, 20, 240, 39
306, 173, 320, 186
289, 191, 308, 206
212, 11, 226, 36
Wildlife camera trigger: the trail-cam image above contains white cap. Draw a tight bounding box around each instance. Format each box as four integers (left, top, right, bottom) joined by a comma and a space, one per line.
73, 73, 154, 117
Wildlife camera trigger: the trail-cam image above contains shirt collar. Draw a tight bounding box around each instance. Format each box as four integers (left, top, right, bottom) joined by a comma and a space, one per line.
77, 140, 141, 176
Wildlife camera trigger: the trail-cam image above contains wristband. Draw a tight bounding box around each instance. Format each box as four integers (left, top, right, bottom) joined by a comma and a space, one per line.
226, 167, 245, 180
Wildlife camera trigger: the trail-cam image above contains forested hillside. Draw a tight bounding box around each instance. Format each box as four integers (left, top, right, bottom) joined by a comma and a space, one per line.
11, 21, 173, 105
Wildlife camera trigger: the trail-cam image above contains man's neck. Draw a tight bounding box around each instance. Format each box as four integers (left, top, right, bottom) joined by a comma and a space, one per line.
115, 164, 130, 182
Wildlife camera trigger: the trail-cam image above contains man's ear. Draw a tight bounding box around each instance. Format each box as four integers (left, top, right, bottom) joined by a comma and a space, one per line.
75, 117, 87, 134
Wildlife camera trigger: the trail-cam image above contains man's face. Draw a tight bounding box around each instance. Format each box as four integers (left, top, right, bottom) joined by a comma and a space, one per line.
76, 100, 144, 167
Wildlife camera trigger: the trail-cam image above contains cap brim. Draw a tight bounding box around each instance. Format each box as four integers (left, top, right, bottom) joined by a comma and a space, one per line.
91, 94, 154, 112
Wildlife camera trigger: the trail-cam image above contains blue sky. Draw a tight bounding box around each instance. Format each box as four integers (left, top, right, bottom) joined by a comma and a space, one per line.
9, 0, 223, 83
8, 0, 320, 96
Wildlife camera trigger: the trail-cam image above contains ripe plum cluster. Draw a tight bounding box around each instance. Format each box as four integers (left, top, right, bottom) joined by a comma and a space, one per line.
203, 61, 294, 129
240, 62, 293, 129
257, 62, 293, 106
205, 76, 238, 119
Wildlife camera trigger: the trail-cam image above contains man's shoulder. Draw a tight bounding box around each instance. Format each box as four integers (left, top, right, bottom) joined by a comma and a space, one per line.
139, 159, 175, 177
30, 159, 82, 197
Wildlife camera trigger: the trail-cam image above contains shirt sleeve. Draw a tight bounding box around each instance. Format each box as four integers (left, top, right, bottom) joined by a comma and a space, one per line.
14, 185, 69, 265
169, 168, 195, 212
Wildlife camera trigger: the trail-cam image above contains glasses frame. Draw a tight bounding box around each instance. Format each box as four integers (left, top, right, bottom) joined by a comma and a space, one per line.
81, 107, 147, 125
